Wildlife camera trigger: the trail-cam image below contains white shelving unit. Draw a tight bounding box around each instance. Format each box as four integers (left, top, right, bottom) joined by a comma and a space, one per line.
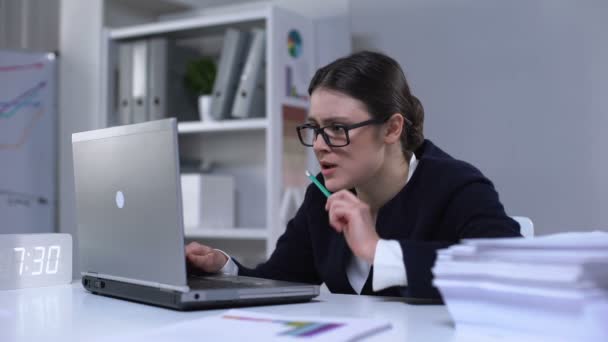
108, 6, 270, 40
101, 3, 349, 266
177, 118, 267, 134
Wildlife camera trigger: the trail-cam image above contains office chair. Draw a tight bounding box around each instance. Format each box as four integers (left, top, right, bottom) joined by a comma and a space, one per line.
511, 216, 534, 238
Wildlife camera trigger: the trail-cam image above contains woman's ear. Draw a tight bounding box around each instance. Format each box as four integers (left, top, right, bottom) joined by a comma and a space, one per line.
384, 113, 404, 144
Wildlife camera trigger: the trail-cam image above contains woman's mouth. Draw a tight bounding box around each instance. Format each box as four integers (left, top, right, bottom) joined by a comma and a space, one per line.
320, 162, 337, 177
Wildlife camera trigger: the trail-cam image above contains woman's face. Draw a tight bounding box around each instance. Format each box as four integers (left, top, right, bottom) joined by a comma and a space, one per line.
308, 89, 387, 192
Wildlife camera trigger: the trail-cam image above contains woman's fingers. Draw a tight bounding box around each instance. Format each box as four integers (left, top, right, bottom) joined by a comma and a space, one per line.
328, 204, 350, 232
326, 190, 363, 233
185, 242, 213, 256
186, 250, 225, 273
324, 190, 379, 263
187, 253, 212, 271
325, 190, 358, 211
185, 242, 227, 273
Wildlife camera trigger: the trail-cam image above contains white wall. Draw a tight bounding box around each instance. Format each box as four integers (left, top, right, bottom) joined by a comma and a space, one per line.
58, 0, 173, 279
0, 0, 59, 51
59, 0, 105, 277
350, 0, 608, 235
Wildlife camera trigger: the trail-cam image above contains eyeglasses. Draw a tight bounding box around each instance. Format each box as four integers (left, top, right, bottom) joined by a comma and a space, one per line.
296, 116, 391, 147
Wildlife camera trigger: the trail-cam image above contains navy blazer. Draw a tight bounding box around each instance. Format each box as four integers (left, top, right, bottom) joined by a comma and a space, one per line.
235, 140, 521, 299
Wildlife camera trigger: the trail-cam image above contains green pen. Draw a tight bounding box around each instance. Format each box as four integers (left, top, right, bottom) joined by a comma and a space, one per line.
305, 170, 332, 198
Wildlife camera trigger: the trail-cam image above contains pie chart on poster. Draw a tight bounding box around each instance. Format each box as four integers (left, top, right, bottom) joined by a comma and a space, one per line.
287, 30, 302, 58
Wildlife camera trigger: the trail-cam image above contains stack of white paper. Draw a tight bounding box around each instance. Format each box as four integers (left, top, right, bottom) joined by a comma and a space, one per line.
433, 231, 608, 341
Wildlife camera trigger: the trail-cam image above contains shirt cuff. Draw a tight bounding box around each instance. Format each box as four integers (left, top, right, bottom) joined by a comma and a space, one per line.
215, 249, 239, 276
372, 239, 408, 292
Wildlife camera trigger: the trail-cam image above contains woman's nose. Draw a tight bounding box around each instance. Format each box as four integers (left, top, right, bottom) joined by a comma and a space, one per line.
312, 133, 330, 151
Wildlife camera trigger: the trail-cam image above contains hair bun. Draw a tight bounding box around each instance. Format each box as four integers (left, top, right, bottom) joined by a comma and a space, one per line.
406, 95, 425, 150
410, 96, 424, 118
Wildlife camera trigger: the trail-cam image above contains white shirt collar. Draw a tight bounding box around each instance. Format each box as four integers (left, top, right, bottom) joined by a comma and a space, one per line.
406, 153, 418, 183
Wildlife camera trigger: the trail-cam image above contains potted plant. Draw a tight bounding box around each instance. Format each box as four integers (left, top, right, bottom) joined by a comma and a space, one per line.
184, 57, 217, 121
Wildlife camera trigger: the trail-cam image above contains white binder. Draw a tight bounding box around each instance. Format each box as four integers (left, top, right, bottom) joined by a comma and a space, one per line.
210, 29, 250, 120
232, 28, 266, 119
117, 42, 133, 125
131, 40, 148, 123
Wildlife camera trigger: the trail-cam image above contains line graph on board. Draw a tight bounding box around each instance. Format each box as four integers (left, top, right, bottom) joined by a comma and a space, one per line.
0, 63, 47, 150
0, 53, 55, 233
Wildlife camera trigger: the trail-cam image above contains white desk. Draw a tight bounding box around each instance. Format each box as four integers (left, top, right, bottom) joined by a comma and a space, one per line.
0, 283, 456, 342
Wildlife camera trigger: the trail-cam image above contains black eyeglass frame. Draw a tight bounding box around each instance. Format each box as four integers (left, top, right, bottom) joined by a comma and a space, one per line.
296, 114, 410, 147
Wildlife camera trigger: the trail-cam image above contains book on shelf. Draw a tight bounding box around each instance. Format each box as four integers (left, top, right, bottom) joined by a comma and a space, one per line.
210, 28, 251, 120
232, 28, 266, 119
147, 37, 168, 121
117, 42, 133, 125
116, 38, 198, 125
131, 39, 148, 123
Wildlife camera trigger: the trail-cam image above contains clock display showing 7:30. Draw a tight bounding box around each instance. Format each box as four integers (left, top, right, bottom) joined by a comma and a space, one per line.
13, 245, 61, 276
0, 233, 72, 290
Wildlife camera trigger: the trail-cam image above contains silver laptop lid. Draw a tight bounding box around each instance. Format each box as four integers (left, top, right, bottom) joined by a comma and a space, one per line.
72, 118, 188, 291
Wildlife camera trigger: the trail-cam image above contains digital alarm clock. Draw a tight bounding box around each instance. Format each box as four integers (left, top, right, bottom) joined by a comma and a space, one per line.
0, 233, 72, 290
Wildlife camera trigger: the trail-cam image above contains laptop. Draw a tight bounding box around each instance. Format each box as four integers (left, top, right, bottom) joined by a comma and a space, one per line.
71, 118, 319, 310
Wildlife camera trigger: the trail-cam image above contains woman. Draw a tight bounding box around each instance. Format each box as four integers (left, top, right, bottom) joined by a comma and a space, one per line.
186, 51, 520, 299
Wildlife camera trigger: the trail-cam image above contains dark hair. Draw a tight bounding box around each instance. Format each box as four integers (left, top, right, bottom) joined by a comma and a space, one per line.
308, 50, 424, 160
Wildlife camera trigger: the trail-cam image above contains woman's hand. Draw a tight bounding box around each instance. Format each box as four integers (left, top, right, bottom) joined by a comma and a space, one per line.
185, 242, 228, 274
325, 190, 380, 264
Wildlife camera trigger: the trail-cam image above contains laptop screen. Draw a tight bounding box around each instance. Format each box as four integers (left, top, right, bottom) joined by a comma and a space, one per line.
72, 119, 187, 289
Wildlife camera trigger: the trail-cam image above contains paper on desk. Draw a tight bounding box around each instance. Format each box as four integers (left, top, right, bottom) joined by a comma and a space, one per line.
437, 286, 608, 342
433, 231, 608, 342
101, 309, 392, 342
440, 231, 608, 265
462, 230, 608, 249
439, 248, 608, 264
433, 259, 608, 285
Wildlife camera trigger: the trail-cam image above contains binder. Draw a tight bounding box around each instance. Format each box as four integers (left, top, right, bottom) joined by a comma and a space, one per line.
117, 42, 133, 125
147, 37, 168, 121
116, 38, 198, 125
131, 39, 148, 123
232, 28, 266, 119
166, 43, 199, 122
210, 29, 251, 120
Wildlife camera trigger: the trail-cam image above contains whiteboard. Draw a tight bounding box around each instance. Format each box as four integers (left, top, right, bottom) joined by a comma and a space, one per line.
0, 50, 56, 233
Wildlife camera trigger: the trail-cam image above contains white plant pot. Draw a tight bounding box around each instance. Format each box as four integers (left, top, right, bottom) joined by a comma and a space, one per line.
198, 95, 213, 122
